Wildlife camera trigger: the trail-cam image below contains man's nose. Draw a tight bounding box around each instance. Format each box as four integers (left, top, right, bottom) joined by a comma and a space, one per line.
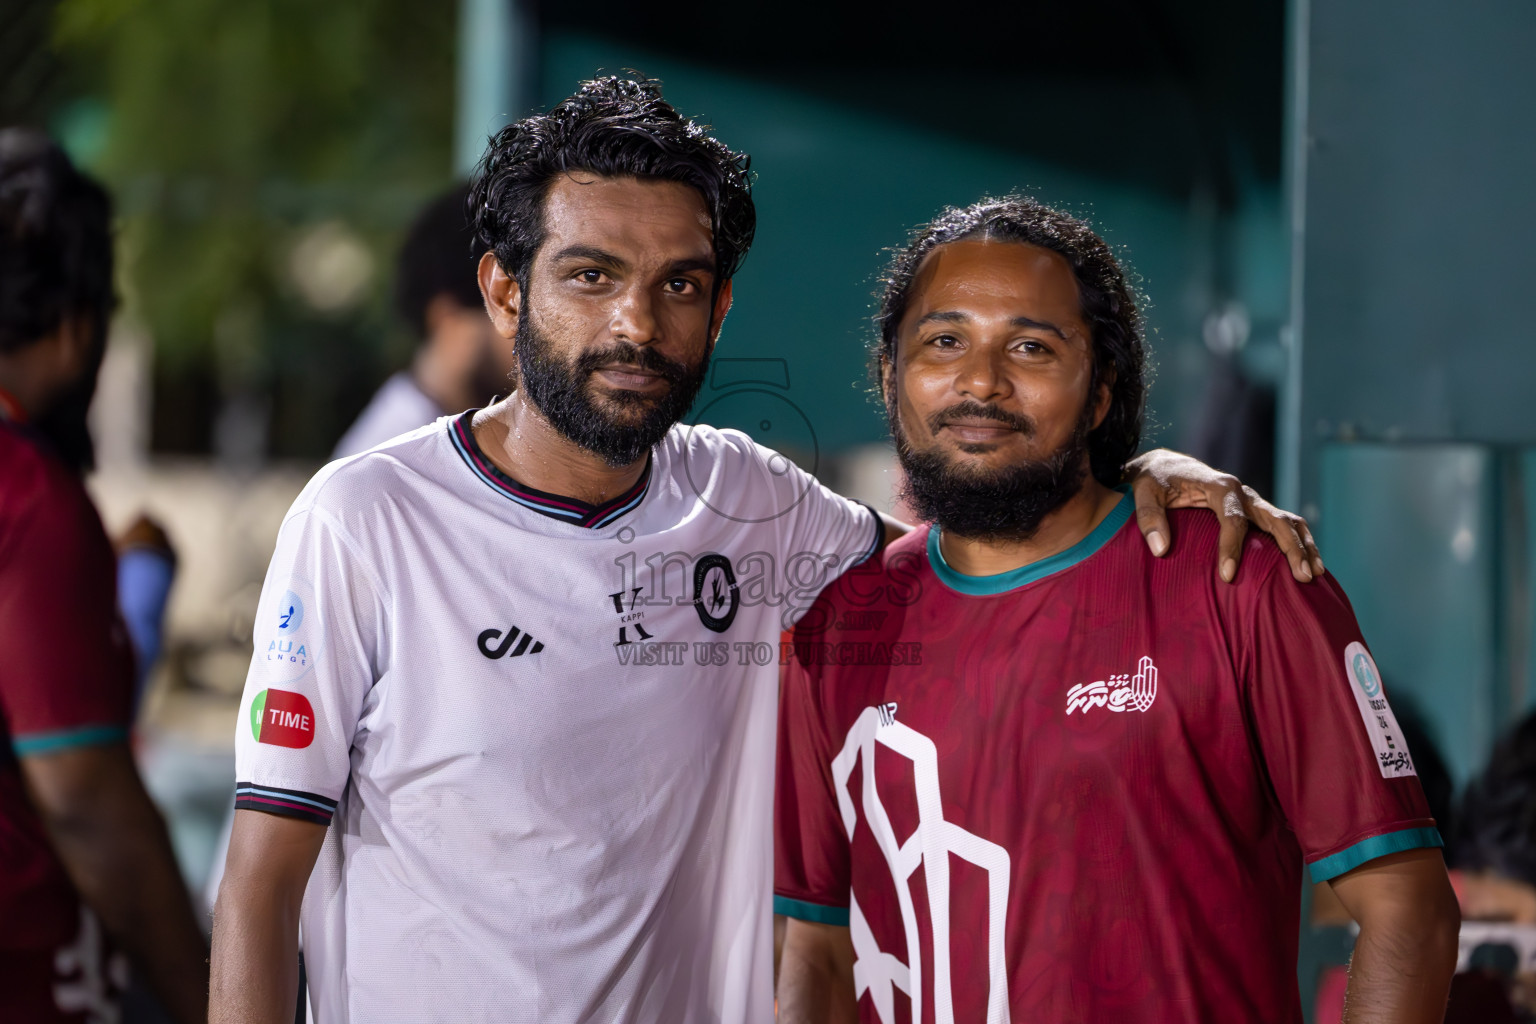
955, 345, 1011, 404
610, 285, 659, 346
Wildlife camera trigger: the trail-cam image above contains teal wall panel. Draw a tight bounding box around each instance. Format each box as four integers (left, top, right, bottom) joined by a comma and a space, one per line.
1319, 443, 1500, 784
1285, 2, 1536, 515
1522, 450, 1536, 715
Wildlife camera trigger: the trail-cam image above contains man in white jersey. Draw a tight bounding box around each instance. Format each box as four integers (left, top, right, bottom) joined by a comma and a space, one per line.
209, 77, 1323, 1023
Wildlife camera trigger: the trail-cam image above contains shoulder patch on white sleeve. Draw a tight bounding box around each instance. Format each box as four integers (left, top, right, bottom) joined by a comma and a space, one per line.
261, 581, 318, 685
1343, 641, 1416, 778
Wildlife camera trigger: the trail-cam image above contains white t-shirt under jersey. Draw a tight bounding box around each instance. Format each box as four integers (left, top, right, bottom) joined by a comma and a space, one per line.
234, 411, 880, 1023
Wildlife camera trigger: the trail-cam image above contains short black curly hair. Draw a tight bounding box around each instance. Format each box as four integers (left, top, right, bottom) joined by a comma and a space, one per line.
875, 196, 1146, 487
468, 75, 755, 295
0, 128, 115, 354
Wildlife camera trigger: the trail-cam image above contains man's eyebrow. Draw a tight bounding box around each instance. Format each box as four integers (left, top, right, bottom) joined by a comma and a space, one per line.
912, 310, 970, 328
1011, 315, 1068, 340
664, 256, 717, 278
913, 309, 1069, 340
548, 244, 626, 270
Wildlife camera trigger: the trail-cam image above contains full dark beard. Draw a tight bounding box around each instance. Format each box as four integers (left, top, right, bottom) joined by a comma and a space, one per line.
33, 327, 106, 474
515, 305, 708, 467
891, 397, 1093, 542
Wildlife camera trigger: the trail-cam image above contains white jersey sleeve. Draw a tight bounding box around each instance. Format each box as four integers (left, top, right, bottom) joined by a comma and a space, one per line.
717, 430, 881, 624
233, 503, 385, 827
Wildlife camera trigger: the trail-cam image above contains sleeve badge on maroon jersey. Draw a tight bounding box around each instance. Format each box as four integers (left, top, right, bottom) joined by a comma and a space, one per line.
1343, 642, 1416, 778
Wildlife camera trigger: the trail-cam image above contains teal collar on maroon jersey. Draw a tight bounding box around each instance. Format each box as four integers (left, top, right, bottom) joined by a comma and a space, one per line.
449, 409, 652, 529
927, 488, 1135, 596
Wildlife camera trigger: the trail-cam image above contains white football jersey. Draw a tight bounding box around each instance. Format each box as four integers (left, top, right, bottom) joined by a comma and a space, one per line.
233, 411, 880, 1023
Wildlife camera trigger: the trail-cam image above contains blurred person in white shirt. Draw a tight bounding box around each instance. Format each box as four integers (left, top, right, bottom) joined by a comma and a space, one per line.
331, 183, 517, 458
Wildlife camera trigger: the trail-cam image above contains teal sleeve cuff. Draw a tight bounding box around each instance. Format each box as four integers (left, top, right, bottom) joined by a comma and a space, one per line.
12, 723, 129, 756
774, 894, 850, 927
1307, 826, 1444, 883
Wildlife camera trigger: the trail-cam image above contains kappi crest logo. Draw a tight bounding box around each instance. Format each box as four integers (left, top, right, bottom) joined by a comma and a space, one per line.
1065, 656, 1159, 715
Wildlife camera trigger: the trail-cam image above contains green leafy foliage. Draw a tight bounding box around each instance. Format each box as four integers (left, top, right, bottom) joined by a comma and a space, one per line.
52, 0, 458, 454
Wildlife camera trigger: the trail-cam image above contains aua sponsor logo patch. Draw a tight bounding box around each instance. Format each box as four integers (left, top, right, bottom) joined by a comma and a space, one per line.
263, 586, 317, 683
250, 688, 315, 748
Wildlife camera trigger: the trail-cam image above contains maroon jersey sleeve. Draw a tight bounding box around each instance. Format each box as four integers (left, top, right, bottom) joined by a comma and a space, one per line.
0, 461, 133, 755
774, 637, 852, 925
1244, 566, 1440, 882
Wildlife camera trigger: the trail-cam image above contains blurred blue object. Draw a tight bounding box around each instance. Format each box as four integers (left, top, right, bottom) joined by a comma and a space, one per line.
117, 547, 175, 710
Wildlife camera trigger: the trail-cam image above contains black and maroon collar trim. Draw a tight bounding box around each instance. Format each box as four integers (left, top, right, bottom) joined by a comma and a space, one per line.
448, 410, 652, 529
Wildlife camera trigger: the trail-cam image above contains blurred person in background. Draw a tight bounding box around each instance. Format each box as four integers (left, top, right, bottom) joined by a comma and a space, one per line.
330, 182, 518, 458
1458, 712, 1536, 921
0, 128, 207, 1024
1447, 711, 1536, 1017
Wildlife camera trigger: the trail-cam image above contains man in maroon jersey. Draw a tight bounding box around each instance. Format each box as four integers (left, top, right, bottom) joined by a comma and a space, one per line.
774, 196, 1460, 1023
0, 129, 207, 1023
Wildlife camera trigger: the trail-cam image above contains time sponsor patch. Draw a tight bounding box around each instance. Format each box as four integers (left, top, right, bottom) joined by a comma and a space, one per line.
1342, 641, 1416, 778
250, 688, 316, 748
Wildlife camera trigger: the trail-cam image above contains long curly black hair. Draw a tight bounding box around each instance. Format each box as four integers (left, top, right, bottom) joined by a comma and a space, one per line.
468, 75, 755, 294
874, 196, 1146, 487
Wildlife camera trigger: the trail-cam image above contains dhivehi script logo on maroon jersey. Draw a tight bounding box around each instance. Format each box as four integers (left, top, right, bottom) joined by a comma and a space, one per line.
250, 688, 316, 748
1065, 655, 1158, 715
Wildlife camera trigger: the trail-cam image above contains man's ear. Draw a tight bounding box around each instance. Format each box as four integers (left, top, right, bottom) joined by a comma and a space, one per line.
880, 353, 895, 404
707, 279, 734, 352
1091, 367, 1116, 431
478, 251, 519, 339
54, 315, 97, 380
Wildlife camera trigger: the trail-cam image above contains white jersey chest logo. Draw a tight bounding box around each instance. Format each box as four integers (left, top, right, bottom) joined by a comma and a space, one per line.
1065, 655, 1158, 715
833, 709, 1011, 1024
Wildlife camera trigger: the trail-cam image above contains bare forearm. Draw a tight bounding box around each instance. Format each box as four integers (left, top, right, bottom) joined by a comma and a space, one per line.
48, 786, 208, 1024
1341, 918, 1458, 1024
210, 883, 302, 1024
777, 961, 850, 1024
777, 919, 858, 1024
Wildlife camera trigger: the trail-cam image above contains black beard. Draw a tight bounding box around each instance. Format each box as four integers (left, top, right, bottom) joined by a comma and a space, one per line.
33, 328, 106, 474
514, 304, 708, 467
890, 397, 1093, 542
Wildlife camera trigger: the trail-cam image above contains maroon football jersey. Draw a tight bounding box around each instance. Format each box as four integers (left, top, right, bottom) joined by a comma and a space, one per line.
775, 493, 1438, 1024
0, 418, 134, 1001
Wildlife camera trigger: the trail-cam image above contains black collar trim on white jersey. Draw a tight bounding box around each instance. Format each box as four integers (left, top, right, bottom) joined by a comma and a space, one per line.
448, 410, 651, 529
